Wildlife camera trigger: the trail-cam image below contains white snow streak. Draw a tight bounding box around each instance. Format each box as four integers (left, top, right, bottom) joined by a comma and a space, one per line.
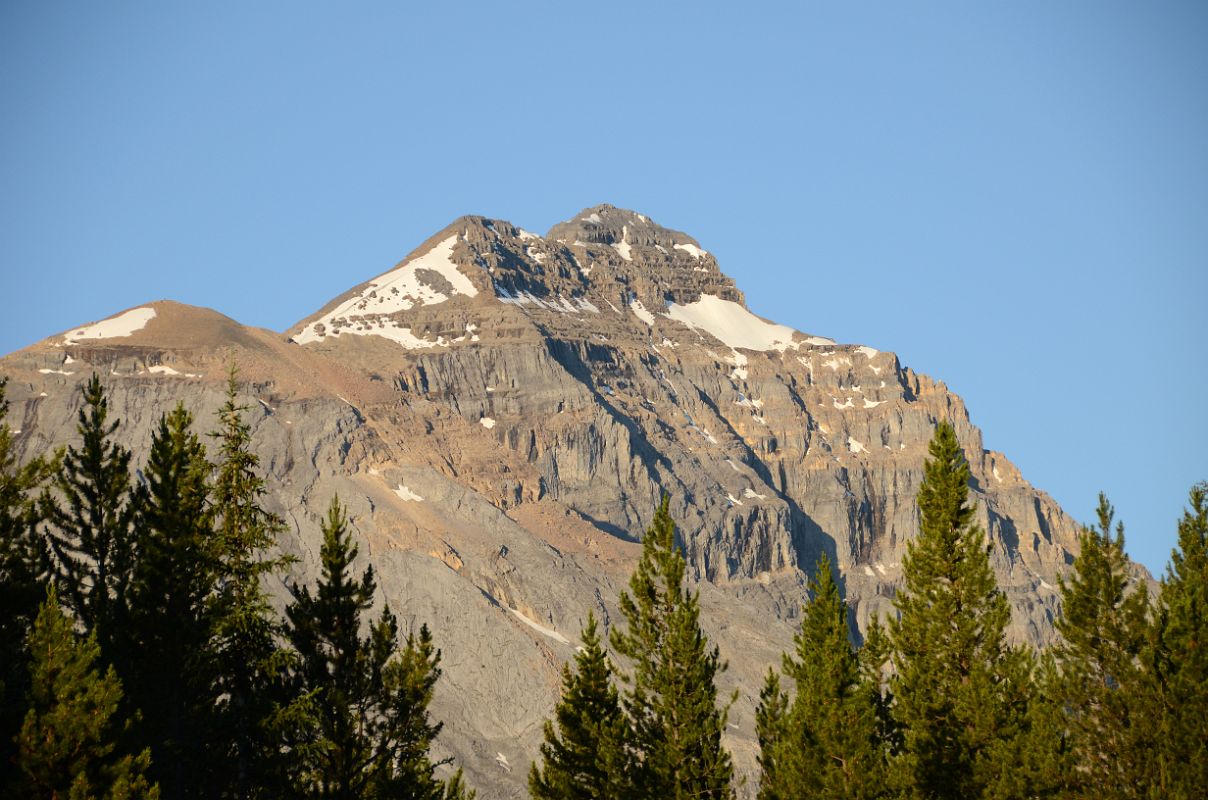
666, 295, 797, 352
673, 242, 707, 259
394, 484, 424, 502
630, 299, 656, 326
296, 236, 475, 345
64, 307, 156, 343
508, 608, 571, 644
612, 225, 633, 261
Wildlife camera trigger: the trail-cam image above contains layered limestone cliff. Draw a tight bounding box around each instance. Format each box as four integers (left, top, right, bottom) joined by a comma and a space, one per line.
1, 205, 1094, 797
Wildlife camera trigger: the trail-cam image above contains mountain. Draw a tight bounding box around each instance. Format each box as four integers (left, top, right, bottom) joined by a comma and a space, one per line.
1, 204, 1092, 797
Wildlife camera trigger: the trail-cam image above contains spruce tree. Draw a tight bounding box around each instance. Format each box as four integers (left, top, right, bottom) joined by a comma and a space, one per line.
12, 587, 159, 799
1050, 494, 1151, 798
1149, 482, 1208, 797
611, 494, 733, 799
208, 366, 293, 798
529, 612, 630, 800
126, 404, 216, 800
888, 421, 1029, 800
755, 554, 887, 800
284, 496, 470, 800
0, 377, 56, 786
754, 669, 789, 799
42, 373, 138, 658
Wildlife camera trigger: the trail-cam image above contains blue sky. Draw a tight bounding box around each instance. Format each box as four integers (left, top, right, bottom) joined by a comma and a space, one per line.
2, 1, 1204, 574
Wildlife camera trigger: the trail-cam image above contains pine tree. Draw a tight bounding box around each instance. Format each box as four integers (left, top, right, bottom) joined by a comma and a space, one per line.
1146, 484, 1207, 798
611, 494, 733, 799
126, 404, 216, 800
754, 669, 789, 799
207, 366, 293, 798
284, 495, 470, 800
529, 612, 630, 800
0, 377, 56, 786
755, 554, 887, 800
1050, 493, 1151, 798
12, 587, 159, 799
888, 421, 1029, 800
42, 374, 138, 658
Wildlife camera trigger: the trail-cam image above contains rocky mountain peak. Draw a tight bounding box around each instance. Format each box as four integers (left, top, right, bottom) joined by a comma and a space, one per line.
545, 204, 742, 309
1, 203, 1132, 797
548, 204, 703, 254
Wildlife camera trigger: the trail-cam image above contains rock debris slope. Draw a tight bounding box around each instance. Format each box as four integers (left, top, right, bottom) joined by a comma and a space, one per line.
2, 205, 1091, 797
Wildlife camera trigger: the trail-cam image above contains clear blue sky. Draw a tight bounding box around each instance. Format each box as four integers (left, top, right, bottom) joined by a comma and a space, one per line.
2, 1, 1204, 574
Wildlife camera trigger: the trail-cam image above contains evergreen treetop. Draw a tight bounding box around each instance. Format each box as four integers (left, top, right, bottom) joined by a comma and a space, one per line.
529, 612, 629, 800
756, 554, 887, 800
207, 365, 293, 798
1146, 484, 1208, 797
41, 373, 138, 656
611, 494, 733, 800
0, 377, 57, 789
126, 403, 217, 800
889, 421, 1023, 800
284, 495, 470, 800
13, 587, 159, 799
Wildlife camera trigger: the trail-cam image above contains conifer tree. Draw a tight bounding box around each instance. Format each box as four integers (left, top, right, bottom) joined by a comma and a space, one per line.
754, 669, 789, 798
1050, 494, 1151, 798
284, 496, 470, 800
0, 377, 56, 786
1149, 482, 1208, 796
611, 494, 733, 799
888, 421, 1030, 800
126, 404, 216, 800
42, 374, 138, 658
529, 612, 630, 800
755, 554, 887, 800
12, 587, 159, 799
208, 366, 293, 798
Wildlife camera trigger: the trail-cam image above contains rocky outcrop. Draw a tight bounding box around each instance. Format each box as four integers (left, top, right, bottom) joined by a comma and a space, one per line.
1, 206, 1105, 797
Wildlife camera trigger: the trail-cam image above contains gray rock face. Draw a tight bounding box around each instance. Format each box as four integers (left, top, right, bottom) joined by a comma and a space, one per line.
0, 206, 1116, 797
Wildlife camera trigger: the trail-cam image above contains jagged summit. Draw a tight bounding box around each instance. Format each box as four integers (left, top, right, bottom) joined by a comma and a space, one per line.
547, 204, 708, 256
287, 205, 770, 351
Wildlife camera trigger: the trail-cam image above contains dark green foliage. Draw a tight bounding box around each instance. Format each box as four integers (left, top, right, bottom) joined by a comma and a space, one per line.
529, 613, 629, 800
1149, 483, 1208, 796
284, 496, 470, 800
888, 421, 1030, 800
126, 404, 216, 800
207, 367, 294, 798
42, 373, 138, 657
755, 554, 887, 800
12, 587, 159, 799
1050, 494, 1151, 798
611, 495, 733, 799
0, 378, 56, 785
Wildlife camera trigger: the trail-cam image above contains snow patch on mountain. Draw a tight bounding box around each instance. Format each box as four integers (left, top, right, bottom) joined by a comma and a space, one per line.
612, 225, 633, 261
394, 484, 424, 502
295, 236, 474, 345
630, 299, 656, 326
63, 307, 156, 343
507, 608, 570, 644
674, 242, 707, 259
666, 295, 797, 353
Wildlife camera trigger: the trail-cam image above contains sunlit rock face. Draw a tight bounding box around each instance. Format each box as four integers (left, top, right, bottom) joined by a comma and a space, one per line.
2, 205, 1107, 798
